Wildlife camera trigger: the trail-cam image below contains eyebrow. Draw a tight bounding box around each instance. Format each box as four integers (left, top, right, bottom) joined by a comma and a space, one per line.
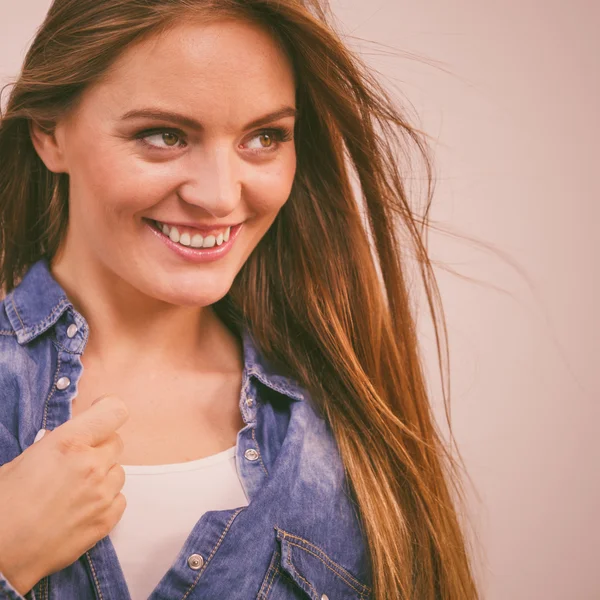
120, 106, 298, 131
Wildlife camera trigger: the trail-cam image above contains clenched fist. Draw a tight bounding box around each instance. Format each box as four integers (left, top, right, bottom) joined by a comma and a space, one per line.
0, 394, 129, 595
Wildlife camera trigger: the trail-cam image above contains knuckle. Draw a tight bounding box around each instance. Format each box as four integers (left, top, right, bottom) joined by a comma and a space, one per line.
115, 492, 127, 515
93, 518, 112, 540
56, 435, 85, 455
78, 454, 102, 480
94, 495, 126, 539
115, 465, 126, 487
90, 484, 113, 511
107, 464, 126, 491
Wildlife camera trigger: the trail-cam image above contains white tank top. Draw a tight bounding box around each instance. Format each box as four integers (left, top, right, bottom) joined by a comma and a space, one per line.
109, 445, 250, 600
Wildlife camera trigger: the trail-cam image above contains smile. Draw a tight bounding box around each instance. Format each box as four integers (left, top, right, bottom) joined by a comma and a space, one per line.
144, 218, 244, 264
152, 220, 231, 249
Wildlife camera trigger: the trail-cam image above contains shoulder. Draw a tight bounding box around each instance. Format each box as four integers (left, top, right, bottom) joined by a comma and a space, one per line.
0, 296, 41, 389
0, 296, 27, 390
0, 300, 25, 462
0, 295, 53, 463
0, 295, 17, 338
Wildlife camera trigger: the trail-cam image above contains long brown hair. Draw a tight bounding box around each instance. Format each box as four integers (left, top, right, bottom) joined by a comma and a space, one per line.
0, 0, 480, 597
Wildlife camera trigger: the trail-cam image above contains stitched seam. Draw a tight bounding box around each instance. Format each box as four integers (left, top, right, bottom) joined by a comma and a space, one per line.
0, 330, 16, 335
180, 507, 244, 600
257, 548, 280, 599
286, 539, 367, 595
180, 570, 203, 600
280, 529, 371, 594
31, 299, 70, 336
85, 551, 104, 600
265, 567, 281, 598
53, 338, 82, 355
277, 568, 295, 584
10, 295, 25, 330
248, 369, 304, 401
281, 530, 369, 589
251, 427, 269, 477
14, 298, 70, 340
42, 350, 61, 430
264, 559, 280, 598
287, 539, 317, 596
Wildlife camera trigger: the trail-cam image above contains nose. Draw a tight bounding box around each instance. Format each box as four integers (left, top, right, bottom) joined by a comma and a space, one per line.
177, 143, 241, 216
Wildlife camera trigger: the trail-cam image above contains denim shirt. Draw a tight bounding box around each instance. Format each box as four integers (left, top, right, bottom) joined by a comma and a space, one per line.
0, 259, 372, 600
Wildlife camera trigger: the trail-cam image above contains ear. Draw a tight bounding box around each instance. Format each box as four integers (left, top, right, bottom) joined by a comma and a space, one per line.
29, 119, 69, 174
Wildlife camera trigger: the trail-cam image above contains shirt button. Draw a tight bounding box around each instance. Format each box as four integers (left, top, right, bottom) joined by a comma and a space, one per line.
321, 595, 329, 600
66, 324, 78, 338
246, 396, 254, 406
244, 448, 259, 461
56, 377, 70, 390
187, 554, 204, 570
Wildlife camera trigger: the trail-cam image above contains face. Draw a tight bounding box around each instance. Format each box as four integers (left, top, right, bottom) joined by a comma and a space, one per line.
39, 18, 297, 306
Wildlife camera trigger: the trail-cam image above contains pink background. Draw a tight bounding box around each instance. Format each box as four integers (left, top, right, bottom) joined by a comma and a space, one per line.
1, 1, 598, 598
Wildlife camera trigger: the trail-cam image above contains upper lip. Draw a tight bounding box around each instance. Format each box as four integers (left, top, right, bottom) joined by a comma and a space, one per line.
151, 218, 242, 232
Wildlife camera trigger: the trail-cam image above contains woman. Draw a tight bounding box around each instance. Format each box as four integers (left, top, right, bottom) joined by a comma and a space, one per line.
0, 0, 479, 598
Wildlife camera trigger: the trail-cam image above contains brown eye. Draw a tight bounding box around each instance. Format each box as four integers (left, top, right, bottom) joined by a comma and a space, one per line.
162, 132, 179, 146
137, 129, 187, 150
259, 133, 273, 148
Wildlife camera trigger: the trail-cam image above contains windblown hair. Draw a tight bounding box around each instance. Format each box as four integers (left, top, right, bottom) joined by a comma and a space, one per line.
0, 0, 480, 597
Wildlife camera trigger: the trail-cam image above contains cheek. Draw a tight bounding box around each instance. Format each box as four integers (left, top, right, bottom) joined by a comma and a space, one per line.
245, 155, 296, 214
68, 140, 180, 216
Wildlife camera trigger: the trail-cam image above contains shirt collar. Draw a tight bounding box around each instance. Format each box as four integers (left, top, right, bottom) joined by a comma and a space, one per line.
6, 258, 306, 402
241, 328, 306, 403
4, 258, 71, 344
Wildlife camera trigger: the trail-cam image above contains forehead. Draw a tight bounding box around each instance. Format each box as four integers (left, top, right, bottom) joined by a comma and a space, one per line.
77, 18, 296, 127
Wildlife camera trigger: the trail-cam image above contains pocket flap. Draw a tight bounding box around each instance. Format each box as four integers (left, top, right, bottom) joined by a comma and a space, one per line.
275, 527, 371, 600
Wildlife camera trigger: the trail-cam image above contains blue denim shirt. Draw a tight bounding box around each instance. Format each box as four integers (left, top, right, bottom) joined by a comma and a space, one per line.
0, 259, 372, 600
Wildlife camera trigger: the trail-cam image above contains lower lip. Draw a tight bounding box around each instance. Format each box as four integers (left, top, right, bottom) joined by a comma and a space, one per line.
144, 219, 243, 263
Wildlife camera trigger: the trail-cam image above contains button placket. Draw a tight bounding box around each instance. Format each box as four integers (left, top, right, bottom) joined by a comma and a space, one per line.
187, 554, 204, 570
244, 448, 259, 461
56, 376, 70, 390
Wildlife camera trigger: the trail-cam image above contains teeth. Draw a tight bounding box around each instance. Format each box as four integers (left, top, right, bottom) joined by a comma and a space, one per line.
203, 235, 216, 248
155, 221, 232, 249
169, 227, 180, 243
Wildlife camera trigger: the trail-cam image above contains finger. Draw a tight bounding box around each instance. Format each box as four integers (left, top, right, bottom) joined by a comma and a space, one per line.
105, 464, 126, 497
94, 434, 125, 473
57, 395, 129, 448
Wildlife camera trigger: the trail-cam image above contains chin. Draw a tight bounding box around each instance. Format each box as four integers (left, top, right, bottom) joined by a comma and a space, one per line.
139, 275, 233, 307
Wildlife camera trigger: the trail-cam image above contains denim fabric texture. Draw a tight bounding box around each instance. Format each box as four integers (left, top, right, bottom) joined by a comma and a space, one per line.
0, 259, 372, 600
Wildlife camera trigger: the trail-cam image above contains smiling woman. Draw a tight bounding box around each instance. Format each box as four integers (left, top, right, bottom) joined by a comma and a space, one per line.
0, 1, 479, 600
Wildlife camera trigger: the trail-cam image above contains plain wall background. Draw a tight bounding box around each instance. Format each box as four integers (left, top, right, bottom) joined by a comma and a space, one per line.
1, 1, 598, 598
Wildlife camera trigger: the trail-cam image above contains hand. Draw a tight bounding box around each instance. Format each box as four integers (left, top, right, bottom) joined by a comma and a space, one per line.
0, 394, 129, 595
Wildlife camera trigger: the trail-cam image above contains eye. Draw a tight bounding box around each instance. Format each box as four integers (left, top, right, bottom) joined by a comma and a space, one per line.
136, 129, 187, 150
245, 127, 294, 153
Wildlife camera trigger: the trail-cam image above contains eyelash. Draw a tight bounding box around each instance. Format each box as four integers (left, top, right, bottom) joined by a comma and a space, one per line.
135, 126, 294, 154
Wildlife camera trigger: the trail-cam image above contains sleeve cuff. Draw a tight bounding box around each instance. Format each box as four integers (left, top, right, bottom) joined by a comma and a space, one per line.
0, 571, 34, 600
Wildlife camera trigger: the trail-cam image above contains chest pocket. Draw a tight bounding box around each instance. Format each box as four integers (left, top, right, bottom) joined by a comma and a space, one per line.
257, 527, 372, 600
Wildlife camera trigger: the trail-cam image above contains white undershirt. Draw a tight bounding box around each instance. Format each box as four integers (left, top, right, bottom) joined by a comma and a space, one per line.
109, 445, 250, 600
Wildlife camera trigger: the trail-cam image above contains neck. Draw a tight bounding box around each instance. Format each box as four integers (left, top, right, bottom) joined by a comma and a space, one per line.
49, 246, 239, 374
